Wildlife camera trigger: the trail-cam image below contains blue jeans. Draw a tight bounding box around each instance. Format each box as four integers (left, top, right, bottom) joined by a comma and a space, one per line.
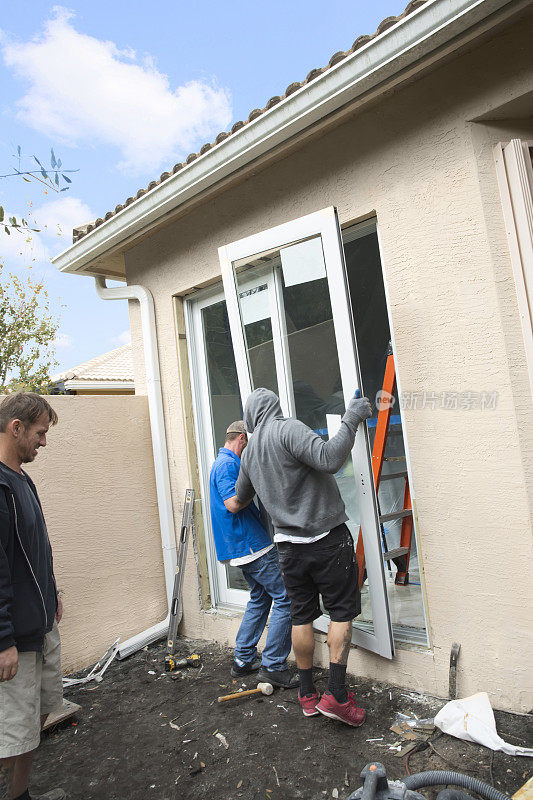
234, 547, 292, 671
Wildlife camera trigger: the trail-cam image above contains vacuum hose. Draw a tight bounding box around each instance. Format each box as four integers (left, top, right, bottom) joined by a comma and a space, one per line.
436, 790, 480, 800
403, 771, 510, 800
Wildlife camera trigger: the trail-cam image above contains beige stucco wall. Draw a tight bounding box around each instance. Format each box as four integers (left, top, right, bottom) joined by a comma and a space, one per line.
14, 395, 166, 673
124, 16, 533, 712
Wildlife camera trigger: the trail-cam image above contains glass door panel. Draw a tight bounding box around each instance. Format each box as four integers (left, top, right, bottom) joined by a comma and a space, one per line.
202, 300, 242, 451
188, 289, 251, 603
237, 266, 279, 396
343, 225, 428, 645
220, 207, 394, 658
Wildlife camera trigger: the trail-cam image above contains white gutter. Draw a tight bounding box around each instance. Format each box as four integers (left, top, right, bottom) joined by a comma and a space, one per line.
94, 277, 176, 659
52, 0, 526, 277
64, 379, 135, 391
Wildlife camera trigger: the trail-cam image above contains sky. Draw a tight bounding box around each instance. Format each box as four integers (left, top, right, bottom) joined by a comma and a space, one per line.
1, 0, 406, 375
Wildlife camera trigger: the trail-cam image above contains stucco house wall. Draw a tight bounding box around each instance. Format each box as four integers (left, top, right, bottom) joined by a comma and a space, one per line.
123, 17, 533, 711
13, 395, 167, 673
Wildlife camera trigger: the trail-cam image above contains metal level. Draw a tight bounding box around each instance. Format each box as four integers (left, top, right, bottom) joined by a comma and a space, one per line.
165, 489, 195, 659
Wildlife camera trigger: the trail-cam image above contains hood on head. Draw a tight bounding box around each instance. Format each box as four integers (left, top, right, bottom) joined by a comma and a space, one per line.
243, 388, 283, 432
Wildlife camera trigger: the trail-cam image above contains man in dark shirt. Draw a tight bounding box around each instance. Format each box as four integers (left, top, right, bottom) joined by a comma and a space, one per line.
0, 393, 64, 800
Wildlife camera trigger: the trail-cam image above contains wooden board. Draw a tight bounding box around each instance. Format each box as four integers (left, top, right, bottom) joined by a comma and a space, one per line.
43, 699, 81, 730
513, 777, 533, 800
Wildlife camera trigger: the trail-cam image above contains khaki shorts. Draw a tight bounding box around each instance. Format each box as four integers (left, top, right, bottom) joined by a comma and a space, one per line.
0, 622, 63, 757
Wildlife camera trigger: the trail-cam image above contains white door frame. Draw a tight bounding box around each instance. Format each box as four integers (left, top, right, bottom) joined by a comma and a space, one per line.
185, 285, 251, 606
219, 207, 394, 658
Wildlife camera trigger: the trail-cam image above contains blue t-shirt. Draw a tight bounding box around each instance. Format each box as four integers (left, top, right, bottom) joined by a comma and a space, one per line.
209, 448, 272, 562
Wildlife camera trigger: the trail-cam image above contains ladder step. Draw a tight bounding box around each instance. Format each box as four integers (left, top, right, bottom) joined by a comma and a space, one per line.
383, 456, 406, 462
384, 547, 409, 561
380, 470, 408, 481
379, 509, 412, 523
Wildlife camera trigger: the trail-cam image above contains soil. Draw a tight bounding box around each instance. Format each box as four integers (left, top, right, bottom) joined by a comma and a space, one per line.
33, 638, 532, 800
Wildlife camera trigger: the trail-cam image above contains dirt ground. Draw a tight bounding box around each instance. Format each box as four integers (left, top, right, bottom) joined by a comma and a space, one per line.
33, 638, 532, 800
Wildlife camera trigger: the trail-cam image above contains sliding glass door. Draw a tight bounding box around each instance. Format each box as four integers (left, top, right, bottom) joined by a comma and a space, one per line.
219, 207, 394, 658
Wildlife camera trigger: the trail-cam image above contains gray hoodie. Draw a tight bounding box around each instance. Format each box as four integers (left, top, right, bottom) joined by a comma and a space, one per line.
235, 388, 372, 538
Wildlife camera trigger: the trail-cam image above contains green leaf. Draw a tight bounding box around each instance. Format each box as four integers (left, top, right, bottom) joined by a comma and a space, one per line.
4, 226, 10, 235
0, 206, 3, 223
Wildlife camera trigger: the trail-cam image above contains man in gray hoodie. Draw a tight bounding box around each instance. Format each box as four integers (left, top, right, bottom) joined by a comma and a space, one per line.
233, 388, 372, 727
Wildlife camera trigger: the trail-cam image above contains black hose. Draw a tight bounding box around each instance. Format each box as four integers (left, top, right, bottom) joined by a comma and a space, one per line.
437, 789, 478, 800
403, 771, 510, 800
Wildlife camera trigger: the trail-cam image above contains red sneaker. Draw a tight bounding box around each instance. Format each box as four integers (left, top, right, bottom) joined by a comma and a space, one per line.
298, 689, 321, 717
315, 692, 366, 727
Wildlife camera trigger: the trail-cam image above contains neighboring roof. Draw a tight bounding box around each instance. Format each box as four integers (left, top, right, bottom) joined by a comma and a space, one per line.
51, 344, 134, 386
72, 0, 426, 243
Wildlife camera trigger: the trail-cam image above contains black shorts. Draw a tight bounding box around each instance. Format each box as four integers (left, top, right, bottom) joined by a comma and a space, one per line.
276, 523, 360, 625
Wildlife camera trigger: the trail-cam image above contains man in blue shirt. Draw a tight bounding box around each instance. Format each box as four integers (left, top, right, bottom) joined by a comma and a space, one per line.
209, 420, 297, 688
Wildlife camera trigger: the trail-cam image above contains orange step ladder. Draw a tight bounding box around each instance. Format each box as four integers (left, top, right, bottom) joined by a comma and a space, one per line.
355, 342, 413, 588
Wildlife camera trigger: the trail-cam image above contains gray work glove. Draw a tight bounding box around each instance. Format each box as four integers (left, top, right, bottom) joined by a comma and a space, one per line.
342, 394, 373, 432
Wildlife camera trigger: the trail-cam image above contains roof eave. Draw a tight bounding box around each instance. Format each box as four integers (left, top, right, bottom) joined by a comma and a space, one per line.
52, 0, 525, 278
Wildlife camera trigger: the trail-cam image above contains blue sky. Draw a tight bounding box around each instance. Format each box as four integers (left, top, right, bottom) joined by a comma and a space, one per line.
1, 0, 405, 375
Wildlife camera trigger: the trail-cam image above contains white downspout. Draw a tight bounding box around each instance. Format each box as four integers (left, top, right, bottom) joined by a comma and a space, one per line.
94, 277, 176, 659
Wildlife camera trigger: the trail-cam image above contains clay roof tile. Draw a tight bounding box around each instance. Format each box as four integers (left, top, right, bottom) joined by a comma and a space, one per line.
328, 50, 347, 68
284, 81, 302, 97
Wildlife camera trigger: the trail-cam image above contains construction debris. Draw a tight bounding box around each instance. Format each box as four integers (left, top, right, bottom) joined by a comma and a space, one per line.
42, 699, 81, 730
435, 693, 533, 757
215, 732, 229, 749
62, 639, 119, 687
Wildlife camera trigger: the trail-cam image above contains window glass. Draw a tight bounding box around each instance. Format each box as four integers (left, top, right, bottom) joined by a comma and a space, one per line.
344, 227, 427, 644
202, 300, 248, 592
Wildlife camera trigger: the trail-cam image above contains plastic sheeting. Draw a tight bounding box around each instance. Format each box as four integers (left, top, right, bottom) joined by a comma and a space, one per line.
435, 692, 533, 757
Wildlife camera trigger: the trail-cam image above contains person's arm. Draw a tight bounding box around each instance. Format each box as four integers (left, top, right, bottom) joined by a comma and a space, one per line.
56, 592, 63, 623
215, 461, 253, 515
282, 394, 373, 474
0, 490, 18, 682
234, 460, 256, 508
223, 495, 252, 514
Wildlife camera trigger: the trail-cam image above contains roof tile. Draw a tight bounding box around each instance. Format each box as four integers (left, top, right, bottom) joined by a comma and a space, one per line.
284, 81, 302, 97
51, 344, 134, 384
329, 51, 347, 67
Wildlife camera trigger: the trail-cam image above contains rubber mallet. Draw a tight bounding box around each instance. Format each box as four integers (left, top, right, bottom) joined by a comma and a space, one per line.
217, 682, 274, 703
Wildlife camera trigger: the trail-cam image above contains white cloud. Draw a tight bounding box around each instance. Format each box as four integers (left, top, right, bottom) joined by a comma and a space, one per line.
54, 332, 73, 349
2, 7, 233, 173
33, 196, 94, 245
0, 196, 93, 274
112, 329, 131, 347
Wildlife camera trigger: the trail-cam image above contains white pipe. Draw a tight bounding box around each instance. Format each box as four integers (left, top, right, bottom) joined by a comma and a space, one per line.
94, 277, 176, 659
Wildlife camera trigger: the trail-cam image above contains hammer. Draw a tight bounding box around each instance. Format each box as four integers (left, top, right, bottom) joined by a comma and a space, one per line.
218, 682, 274, 703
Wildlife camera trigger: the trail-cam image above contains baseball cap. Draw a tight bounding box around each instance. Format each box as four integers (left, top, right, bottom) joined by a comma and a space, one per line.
226, 420, 246, 435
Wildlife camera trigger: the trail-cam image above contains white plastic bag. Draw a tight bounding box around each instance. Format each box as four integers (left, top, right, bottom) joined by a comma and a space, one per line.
434, 692, 533, 757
